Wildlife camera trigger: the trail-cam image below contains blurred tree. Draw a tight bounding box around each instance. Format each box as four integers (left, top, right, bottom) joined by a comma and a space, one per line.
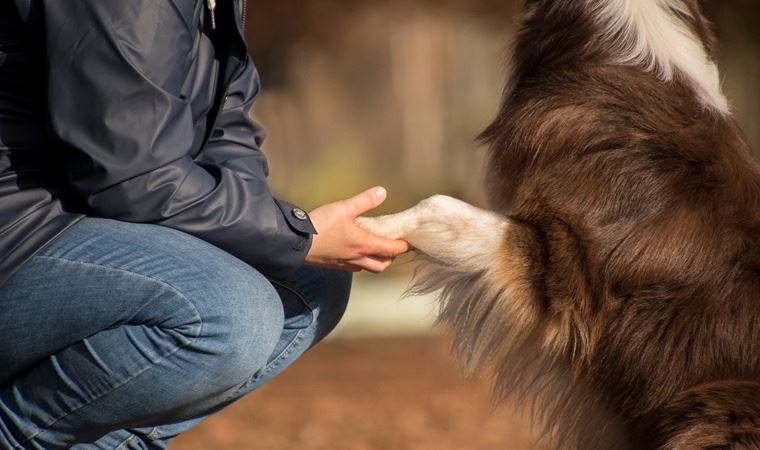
245, 0, 519, 87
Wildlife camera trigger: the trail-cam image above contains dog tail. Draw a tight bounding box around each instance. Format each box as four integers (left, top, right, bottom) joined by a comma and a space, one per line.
650, 380, 760, 449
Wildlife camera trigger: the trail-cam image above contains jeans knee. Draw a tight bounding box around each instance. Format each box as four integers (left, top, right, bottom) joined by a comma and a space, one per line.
186, 265, 285, 388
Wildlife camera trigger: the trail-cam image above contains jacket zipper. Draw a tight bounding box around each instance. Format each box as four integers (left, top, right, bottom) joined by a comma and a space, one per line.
207, 0, 216, 30
241, 0, 247, 30
195, 0, 248, 160
208, 1, 246, 31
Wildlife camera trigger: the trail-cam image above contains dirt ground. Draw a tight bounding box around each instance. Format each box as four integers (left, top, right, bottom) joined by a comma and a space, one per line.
171, 336, 543, 450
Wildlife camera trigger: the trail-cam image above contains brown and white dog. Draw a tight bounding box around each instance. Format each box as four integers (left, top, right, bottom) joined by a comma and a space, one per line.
358, 0, 760, 448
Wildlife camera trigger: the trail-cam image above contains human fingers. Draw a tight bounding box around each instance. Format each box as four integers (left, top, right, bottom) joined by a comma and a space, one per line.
349, 256, 394, 273
354, 229, 411, 258
341, 186, 387, 217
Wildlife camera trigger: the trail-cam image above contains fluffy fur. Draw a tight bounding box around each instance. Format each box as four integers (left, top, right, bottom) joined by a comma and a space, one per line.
591, 0, 728, 111
358, 0, 760, 448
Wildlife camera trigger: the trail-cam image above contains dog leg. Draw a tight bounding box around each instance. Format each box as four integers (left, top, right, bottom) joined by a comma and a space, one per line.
356, 195, 509, 272
359, 197, 634, 448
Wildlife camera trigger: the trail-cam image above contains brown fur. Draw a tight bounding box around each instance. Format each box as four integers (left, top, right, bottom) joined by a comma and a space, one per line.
427, 1, 760, 448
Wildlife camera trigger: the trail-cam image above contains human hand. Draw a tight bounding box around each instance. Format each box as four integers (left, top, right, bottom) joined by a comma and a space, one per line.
305, 187, 411, 273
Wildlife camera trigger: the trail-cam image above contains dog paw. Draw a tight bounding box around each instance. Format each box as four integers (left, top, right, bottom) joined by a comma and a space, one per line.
355, 215, 409, 240
357, 195, 508, 268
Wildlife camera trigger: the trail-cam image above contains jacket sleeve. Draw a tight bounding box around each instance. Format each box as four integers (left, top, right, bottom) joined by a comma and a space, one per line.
41, 0, 315, 280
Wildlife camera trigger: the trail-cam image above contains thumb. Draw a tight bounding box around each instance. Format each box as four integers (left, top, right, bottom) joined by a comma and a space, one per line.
344, 186, 387, 217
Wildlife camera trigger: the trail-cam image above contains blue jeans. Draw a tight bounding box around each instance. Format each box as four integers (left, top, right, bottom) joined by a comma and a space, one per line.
0, 217, 352, 449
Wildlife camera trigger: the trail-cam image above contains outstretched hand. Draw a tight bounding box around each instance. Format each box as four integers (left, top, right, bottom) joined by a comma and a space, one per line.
305, 187, 411, 273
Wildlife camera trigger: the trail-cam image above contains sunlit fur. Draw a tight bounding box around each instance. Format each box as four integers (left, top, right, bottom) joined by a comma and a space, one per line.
359, 0, 760, 448
591, 0, 728, 112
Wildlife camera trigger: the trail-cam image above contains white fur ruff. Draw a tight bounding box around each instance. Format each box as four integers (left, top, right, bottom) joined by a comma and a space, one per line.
356, 195, 508, 273
591, 0, 729, 112
356, 196, 515, 369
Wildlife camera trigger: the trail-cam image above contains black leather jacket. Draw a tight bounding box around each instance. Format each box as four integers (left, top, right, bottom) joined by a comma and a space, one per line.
0, 0, 316, 288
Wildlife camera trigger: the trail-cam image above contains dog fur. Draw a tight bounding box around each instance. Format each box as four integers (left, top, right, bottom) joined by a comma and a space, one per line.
357, 0, 760, 448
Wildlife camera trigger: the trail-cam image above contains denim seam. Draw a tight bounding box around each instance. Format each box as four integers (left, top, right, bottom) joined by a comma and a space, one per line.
240, 279, 315, 386
145, 427, 161, 440
18, 336, 202, 448
114, 433, 138, 450
14, 256, 205, 448
247, 327, 306, 386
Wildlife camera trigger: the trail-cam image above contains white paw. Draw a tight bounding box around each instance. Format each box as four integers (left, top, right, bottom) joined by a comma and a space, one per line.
354, 215, 410, 241
357, 195, 508, 269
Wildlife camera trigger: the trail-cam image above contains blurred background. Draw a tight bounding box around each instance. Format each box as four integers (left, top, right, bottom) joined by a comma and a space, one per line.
174, 1, 759, 448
